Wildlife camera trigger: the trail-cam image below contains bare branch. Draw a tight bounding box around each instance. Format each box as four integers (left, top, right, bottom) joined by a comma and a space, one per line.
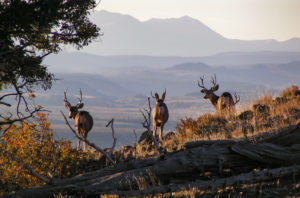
0, 107, 42, 126
133, 129, 137, 145
106, 118, 117, 157
234, 92, 240, 105
140, 97, 152, 131
0, 101, 11, 107
0, 93, 18, 101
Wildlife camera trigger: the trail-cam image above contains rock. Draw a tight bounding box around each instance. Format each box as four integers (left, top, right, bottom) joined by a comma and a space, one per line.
252, 104, 270, 116
138, 131, 153, 144
238, 110, 254, 121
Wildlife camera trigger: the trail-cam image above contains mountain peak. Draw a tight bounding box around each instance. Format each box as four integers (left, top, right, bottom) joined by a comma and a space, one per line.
91, 9, 142, 24
85, 10, 300, 56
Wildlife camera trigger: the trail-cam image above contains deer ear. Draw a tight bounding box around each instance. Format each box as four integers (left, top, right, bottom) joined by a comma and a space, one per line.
154, 93, 159, 100
161, 90, 166, 101
201, 89, 206, 93
211, 84, 219, 91
76, 103, 84, 109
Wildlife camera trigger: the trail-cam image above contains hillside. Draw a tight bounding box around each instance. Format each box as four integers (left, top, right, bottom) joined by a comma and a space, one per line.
7, 86, 300, 197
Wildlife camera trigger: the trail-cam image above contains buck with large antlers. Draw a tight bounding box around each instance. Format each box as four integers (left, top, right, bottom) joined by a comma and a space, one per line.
151, 89, 169, 141
198, 74, 240, 113
64, 89, 93, 151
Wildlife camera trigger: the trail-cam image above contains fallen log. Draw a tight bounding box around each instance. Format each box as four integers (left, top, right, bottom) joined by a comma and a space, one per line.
106, 164, 300, 197
7, 122, 300, 197
184, 139, 237, 149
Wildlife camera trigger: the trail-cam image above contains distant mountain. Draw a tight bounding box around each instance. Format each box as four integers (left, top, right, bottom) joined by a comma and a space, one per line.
79, 10, 300, 56
34, 73, 134, 106
167, 62, 211, 72
167, 61, 300, 88
199, 51, 300, 66
45, 51, 300, 75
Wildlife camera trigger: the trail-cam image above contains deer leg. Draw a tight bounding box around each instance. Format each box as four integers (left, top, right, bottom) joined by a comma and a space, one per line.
77, 138, 81, 151
153, 123, 157, 139
83, 133, 88, 152
76, 127, 81, 151
159, 125, 164, 141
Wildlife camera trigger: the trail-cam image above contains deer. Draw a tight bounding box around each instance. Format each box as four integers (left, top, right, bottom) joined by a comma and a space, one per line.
64, 89, 93, 151
198, 74, 240, 114
151, 89, 169, 141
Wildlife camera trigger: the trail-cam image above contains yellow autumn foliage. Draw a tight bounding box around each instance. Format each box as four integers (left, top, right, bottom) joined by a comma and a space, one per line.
0, 113, 93, 194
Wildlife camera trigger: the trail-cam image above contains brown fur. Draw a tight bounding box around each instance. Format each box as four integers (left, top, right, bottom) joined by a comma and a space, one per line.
64, 89, 93, 151
198, 75, 239, 113
151, 90, 169, 141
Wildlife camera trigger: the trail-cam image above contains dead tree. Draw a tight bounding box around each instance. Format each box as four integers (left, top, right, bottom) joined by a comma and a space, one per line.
106, 118, 117, 157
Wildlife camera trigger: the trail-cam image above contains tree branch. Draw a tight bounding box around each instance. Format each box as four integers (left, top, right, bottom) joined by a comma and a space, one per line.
9, 155, 53, 185
106, 118, 117, 158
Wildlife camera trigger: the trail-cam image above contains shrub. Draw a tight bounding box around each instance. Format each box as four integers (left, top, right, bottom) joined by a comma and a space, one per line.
0, 113, 93, 194
176, 114, 227, 139
280, 85, 299, 99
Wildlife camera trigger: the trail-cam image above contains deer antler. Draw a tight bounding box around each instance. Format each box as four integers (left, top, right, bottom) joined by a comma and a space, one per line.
211, 74, 217, 87
233, 92, 240, 105
64, 88, 71, 108
150, 90, 156, 99
77, 88, 83, 104
151, 91, 159, 99
198, 76, 206, 89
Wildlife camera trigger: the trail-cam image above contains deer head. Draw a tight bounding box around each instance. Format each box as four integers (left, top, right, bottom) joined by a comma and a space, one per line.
151, 89, 166, 107
198, 74, 219, 100
64, 88, 84, 119
198, 74, 240, 112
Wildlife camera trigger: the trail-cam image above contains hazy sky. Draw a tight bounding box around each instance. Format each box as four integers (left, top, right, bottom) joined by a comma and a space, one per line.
96, 0, 300, 41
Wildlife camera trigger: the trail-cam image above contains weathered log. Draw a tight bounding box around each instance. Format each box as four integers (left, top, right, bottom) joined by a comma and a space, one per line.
259, 123, 300, 146
106, 165, 300, 197
184, 139, 237, 149
231, 142, 300, 165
